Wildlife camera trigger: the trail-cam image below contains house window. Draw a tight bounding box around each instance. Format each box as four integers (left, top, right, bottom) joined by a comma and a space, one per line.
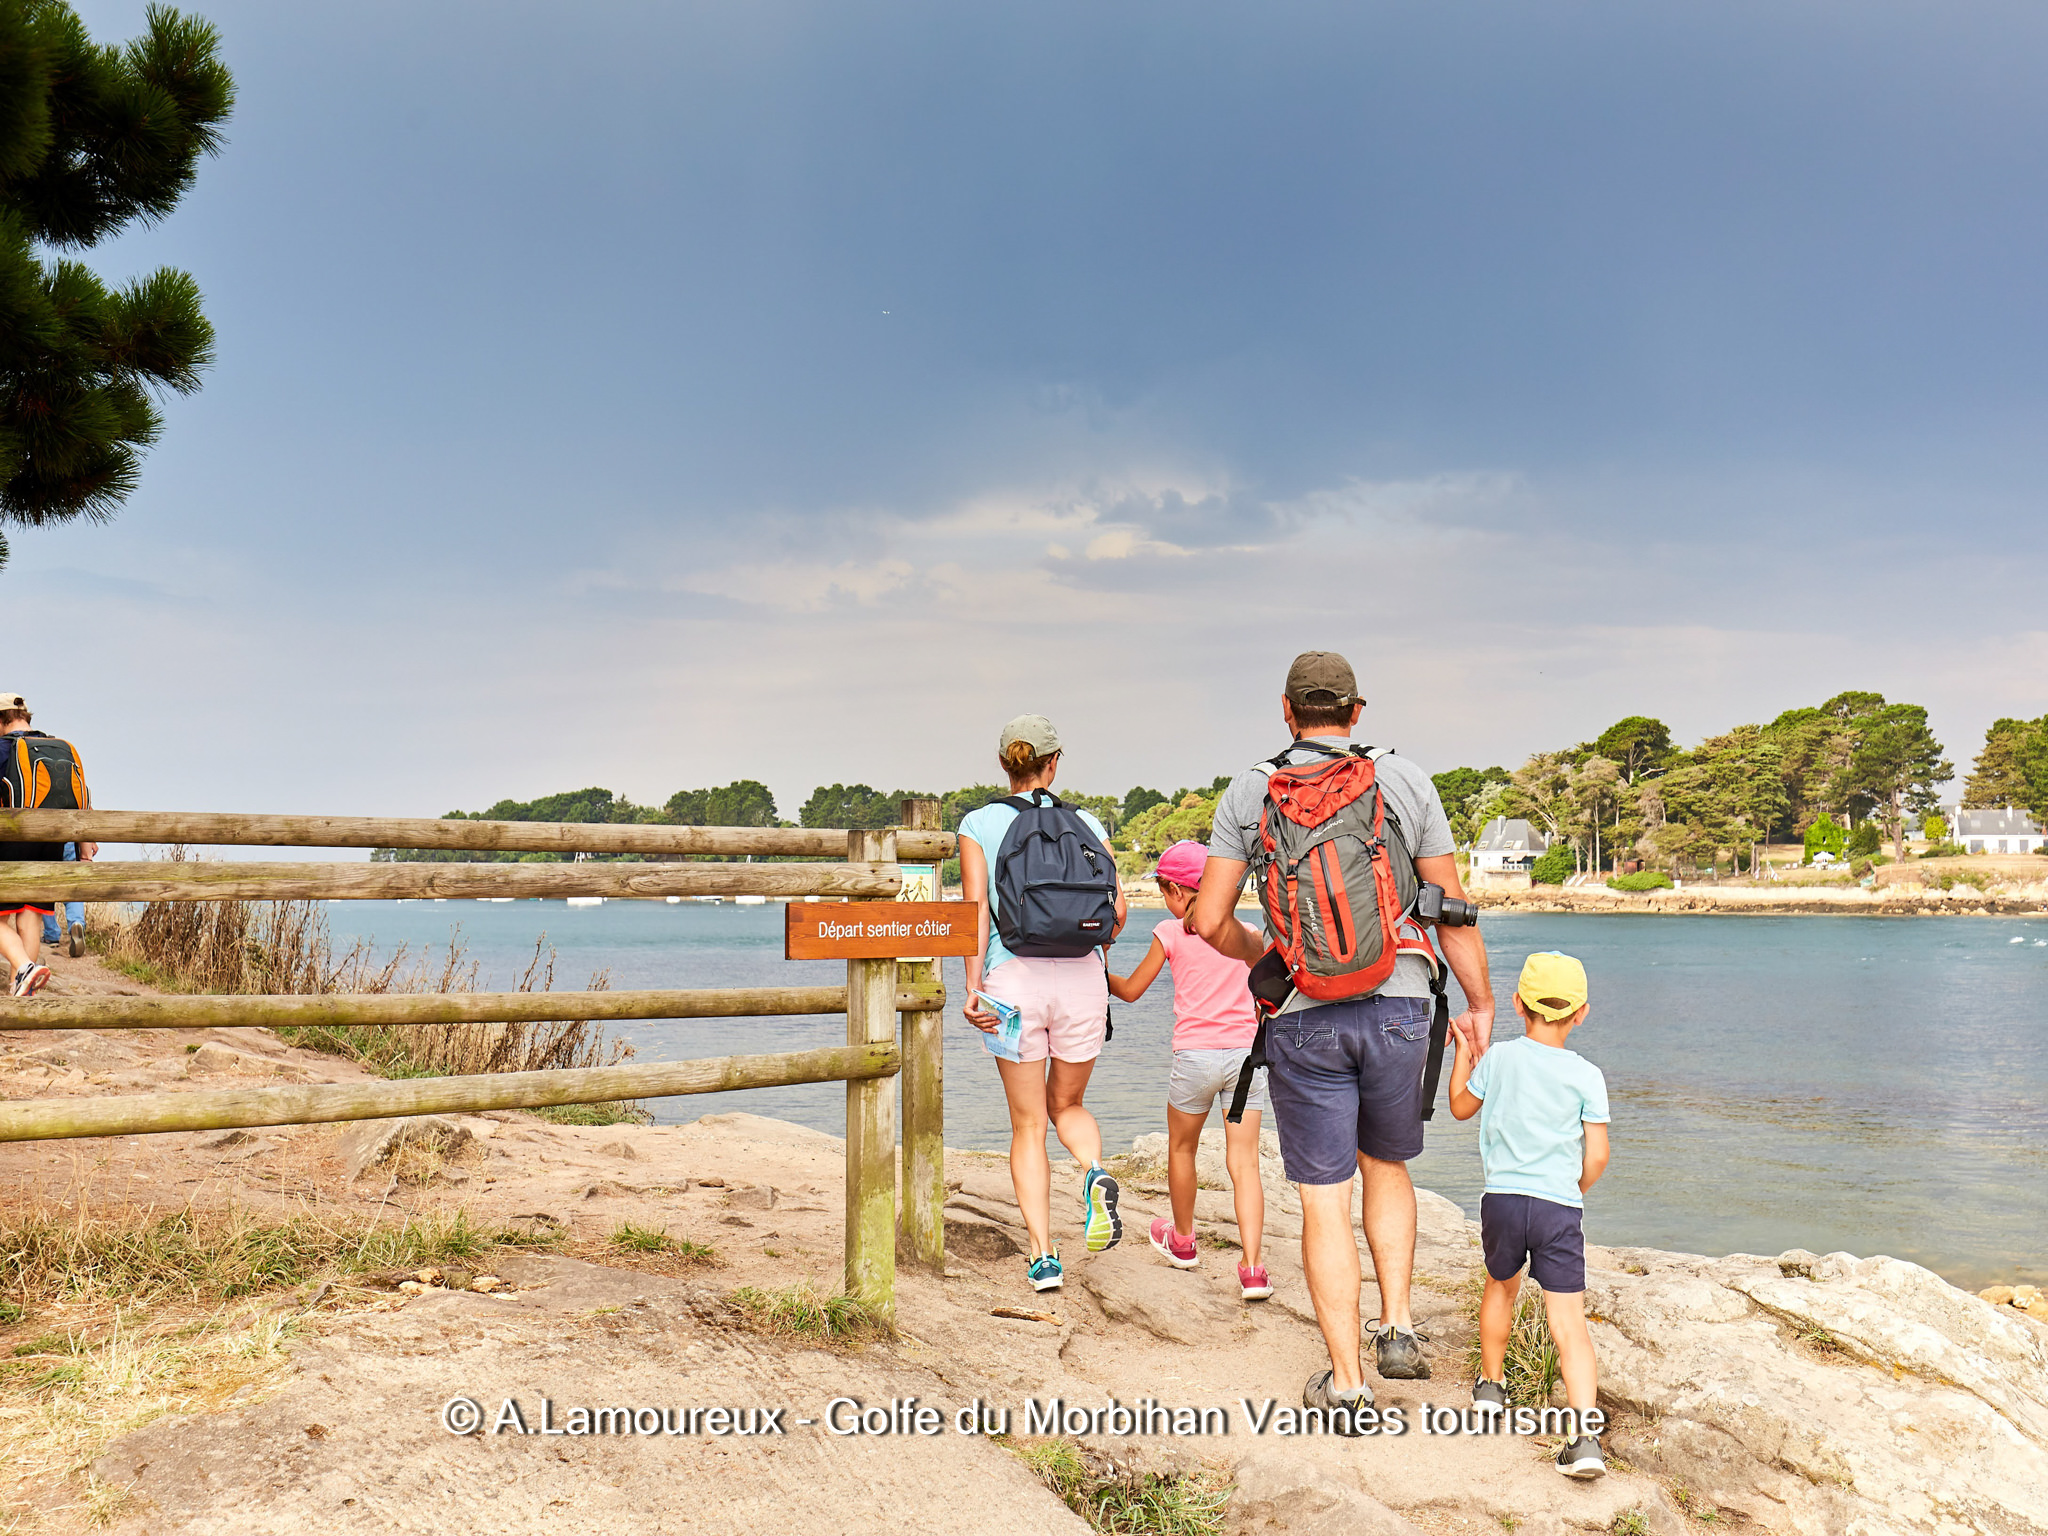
1969, 840, 1983, 853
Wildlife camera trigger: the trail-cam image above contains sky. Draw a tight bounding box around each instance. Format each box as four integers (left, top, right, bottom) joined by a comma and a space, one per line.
15, 0, 2048, 826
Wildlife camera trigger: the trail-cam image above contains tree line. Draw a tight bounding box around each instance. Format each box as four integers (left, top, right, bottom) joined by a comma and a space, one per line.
375, 696, 2038, 875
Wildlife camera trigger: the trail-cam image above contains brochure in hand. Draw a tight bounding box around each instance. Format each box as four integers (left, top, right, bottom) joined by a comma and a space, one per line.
971, 990, 1025, 1062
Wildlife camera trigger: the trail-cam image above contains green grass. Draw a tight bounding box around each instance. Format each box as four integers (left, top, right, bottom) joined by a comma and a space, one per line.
1611, 1510, 1649, 1536
606, 1222, 714, 1261
1464, 1277, 1562, 1408
0, 1207, 558, 1307
529, 1102, 648, 1126
1015, 1439, 1230, 1535
1606, 871, 1673, 892
730, 1283, 892, 1346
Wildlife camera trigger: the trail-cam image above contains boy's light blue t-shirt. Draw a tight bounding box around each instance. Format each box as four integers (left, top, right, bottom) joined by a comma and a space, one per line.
1465, 1036, 1610, 1209
957, 800, 1113, 973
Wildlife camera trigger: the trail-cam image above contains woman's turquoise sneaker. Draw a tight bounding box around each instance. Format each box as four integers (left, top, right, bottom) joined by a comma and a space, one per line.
1027, 1249, 1063, 1291
1082, 1166, 1122, 1252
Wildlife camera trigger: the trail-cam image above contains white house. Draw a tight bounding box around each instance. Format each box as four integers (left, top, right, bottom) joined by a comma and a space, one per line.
1949, 808, 2046, 855
1471, 816, 1547, 878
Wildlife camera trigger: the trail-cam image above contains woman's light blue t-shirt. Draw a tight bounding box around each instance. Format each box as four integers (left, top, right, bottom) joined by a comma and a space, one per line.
1465, 1036, 1611, 1209
958, 800, 1113, 973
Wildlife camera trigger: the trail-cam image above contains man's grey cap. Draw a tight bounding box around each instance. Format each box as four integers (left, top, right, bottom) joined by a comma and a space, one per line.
1285, 652, 1361, 707
998, 714, 1062, 756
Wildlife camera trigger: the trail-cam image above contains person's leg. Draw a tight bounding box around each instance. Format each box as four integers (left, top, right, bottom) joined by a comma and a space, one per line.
1358, 1153, 1417, 1328
1165, 1103, 1205, 1236
0, 910, 31, 975
1044, 1057, 1102, 1169
1298, 1179, 1366, 1393
41, 909, 59, 947
1223, 1108, 1265, 1270
1544, 1290, 1597, 1412
996, 1057, 1056, 1256
1480, 1274, 1520, 1381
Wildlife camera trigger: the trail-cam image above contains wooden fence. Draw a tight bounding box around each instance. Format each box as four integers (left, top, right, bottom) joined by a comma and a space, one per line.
0, 804, 958, 1315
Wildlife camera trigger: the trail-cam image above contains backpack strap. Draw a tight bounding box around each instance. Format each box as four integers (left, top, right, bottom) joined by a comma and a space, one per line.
998, 789, 1064, 812
1417, 962, 1451, 1122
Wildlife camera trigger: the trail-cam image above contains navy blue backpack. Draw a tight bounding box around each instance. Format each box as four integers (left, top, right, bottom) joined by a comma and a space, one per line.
991, 790, 1120, 958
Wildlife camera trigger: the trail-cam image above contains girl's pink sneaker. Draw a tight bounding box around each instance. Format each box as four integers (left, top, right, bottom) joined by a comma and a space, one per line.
1238, 1263, 1273, 1301
1148, 1217, 1199, 1269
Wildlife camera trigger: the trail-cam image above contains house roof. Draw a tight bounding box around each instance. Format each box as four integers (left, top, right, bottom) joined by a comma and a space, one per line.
1475, 816, 1546, 853
1954, 808, 2041, 837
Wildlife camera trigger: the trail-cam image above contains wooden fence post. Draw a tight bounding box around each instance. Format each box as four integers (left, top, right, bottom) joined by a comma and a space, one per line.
897, 798, 945, 1271
844, 827, 899, 1316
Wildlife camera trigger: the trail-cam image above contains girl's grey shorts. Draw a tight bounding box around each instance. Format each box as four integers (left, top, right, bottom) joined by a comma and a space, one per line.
1168, 1046, 1268, 1117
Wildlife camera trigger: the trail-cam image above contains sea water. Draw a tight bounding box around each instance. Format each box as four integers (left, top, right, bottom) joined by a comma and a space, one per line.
326, 901, 2047, 1287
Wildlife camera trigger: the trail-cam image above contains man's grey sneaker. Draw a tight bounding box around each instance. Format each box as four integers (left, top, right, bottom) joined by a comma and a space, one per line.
1083, 1166, 1122, 1252
67, 922, 83, 958
1027, 1250, 1063, 1291
1371, 1322, 1431, 1380
1557, 1435, 1606, 1478
1472, 1378, 1509, 1417
1302, 1369, 1372, 1434
11, 962, 49, 998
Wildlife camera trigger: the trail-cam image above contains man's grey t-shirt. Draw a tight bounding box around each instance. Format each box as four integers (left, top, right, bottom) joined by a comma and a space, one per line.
1209, 738, 1456, 1004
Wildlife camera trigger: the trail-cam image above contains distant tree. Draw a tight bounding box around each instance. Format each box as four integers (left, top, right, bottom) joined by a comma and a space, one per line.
1503, 752, 1573, 848
666, 780, 778, 827
1832, 702, 1951, 859
1530, 843, 1575, 886
798, 784, 933, 829
1921, 812, 1948, 845
1846, 819, 1882, 858
1432, 765, 1511, 844
1120, 786, 1167, 824
0, 2, 234, 561
1122, 792, 1220, 859
1963, 718, 2041, 810
941, 784, 1004, 832
1593, 717, 1672, 784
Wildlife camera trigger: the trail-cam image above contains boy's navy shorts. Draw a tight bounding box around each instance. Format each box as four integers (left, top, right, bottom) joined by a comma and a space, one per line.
1264, 993, 1433, 1183
1481, 1193, 1586, 1293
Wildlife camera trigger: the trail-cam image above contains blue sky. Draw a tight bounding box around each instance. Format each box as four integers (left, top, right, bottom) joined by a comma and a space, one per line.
15, 0, 2048, 820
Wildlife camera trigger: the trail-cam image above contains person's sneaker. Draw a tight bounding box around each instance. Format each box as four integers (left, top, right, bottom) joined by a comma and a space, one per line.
67, 922, 83, 958
1370, 1321, 1432, 1379
1472, 1378, 1509, 1419
1148, 1217, 1198, 1268
11, 962, 50, 998
1082, 1166, 1122, 1252
1302, 1368, 1372, 1434
1027, 1250, 1063, 1292
1238, 1263, 1273, 1301
1556, 1434, 1606, 1478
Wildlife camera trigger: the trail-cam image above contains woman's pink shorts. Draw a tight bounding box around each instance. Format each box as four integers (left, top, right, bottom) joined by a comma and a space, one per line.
980, 956, 1108, 1063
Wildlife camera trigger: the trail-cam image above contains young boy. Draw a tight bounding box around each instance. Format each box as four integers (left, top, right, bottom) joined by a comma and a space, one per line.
1449, 950, 1612, 1479
1107, 840, 1273, 1301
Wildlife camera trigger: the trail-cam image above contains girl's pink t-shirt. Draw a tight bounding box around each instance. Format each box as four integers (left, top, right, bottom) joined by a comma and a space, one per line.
1153, 917, 1261, 1051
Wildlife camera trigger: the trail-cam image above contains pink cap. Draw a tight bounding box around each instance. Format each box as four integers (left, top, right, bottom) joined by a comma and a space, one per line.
1150, 840, 1210, 888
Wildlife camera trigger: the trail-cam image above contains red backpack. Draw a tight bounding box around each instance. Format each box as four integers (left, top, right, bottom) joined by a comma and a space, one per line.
1227, 740, 1450, 1122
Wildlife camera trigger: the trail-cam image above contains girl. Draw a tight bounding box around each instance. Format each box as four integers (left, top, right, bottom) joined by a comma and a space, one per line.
1107, 839, 1272, 1301
960, 714, 1128, 1292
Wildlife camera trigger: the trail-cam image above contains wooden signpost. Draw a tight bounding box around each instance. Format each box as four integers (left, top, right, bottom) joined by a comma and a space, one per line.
784, 901, 979, 960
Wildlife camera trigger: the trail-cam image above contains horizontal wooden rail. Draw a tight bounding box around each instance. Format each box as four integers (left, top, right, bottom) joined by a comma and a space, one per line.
0, 1042, 900, 1143
0, 809, 954, 862
0, 860, 901, 903
0, 982, 945, 1033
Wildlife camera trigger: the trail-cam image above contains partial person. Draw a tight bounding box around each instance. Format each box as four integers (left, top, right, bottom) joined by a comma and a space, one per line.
41, 843, 87, 957
0, 693, 96, 995
1189, 652, 1493, 1426
1106, 839, 1274, 1301
1449, 950, 1612, 1478
960, 715, 1128, 1292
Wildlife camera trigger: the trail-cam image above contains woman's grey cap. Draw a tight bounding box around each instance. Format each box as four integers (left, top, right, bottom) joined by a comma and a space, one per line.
998, 714, 1061, 755
1285, 651, 1361, 707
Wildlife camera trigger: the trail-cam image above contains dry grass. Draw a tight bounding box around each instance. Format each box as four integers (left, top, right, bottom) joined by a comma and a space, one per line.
728, 1282, 892, 1347
0, 1202, 564, 1531
1013, 1439, 1231, 1535
87, 854, 648, 1125
1464, 1272, 1563, 1408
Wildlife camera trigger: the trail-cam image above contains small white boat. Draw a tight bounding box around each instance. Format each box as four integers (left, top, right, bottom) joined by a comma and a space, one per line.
734, 894, 768, 906
665, 895, 684, 904
478, 897, 514, 903
566, 896, 605, 908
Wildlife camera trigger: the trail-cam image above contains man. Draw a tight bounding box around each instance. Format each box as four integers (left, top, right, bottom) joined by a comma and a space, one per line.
0, 693, 96, 995
1191, 651, 1493, 1420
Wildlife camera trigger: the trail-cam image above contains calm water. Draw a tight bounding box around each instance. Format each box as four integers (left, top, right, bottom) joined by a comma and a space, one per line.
327, 901, 2048, 1287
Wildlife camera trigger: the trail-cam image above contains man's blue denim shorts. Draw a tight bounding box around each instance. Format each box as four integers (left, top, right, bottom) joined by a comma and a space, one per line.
1263, 993, 1433, 1184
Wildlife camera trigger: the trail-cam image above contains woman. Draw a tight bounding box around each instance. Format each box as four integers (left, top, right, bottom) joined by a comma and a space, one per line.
960, 713, 1128, 1291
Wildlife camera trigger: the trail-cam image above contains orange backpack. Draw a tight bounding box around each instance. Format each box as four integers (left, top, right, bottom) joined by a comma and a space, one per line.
1, 731, 89, 812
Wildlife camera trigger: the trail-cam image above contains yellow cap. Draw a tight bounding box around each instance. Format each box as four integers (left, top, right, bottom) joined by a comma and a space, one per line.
1517, 951, 1588, 1022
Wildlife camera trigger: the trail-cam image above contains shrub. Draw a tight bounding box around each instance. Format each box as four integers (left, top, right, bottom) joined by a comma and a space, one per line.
1607, 871, 1673, 892
1529, 845, 1576, 886
1846, 821, 1882, 857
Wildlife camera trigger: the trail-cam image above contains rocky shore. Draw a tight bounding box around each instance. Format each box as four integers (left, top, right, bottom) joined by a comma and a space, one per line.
1472, 883, 2048, 917
3, 954, 2044, 1534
